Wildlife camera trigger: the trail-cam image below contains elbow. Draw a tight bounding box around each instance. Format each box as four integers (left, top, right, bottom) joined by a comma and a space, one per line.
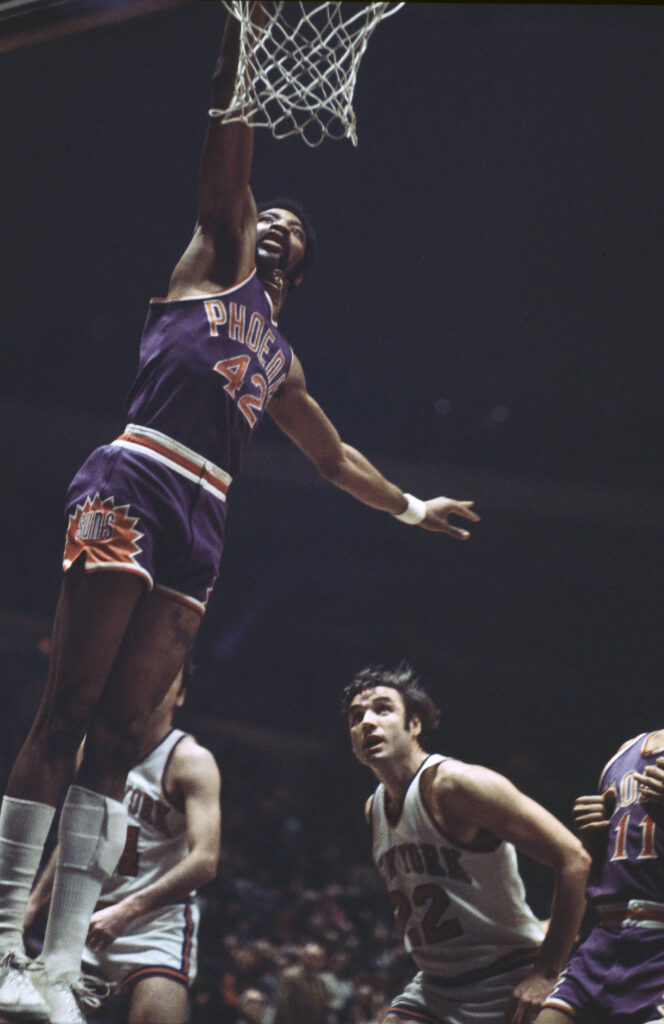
200, 850, 220, 885
317, 456, 346, 484
314, 444, 352, 484
565, 841, 592, 883
578, 844, 592, 877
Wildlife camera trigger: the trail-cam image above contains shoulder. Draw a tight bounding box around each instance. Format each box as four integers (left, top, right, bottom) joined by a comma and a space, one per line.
600, 733, 645, 779
424, 757, 522, 831
427, 757, 504, 803
168, 735, 221, 793
418, 757, 506, 845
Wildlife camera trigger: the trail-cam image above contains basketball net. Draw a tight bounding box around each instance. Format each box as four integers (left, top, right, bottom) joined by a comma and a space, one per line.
215, 2, 405, 147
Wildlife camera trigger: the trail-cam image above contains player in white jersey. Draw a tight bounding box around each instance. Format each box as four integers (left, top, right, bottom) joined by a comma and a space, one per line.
23, 661, 221, 1024
342, 664, 590, 1024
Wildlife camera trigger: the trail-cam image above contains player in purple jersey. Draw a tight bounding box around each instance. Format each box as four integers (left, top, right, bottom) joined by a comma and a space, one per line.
536, 732, 664, 1024
0, 7, 478, 1023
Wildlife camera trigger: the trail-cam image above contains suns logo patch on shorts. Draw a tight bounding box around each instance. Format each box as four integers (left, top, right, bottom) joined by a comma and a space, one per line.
64, 492, 146, 577
63, 440, 228, 613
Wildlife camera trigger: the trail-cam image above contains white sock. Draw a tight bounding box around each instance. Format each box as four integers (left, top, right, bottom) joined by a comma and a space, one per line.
0, 796, 56, 954
42, 785, 127, 983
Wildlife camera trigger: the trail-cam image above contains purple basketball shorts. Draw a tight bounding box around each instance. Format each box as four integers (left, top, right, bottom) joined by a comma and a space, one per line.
544, 925, 664, 1021
63, 425, 230, 615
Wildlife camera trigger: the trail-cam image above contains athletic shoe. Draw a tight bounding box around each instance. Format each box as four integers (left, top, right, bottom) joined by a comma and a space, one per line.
35, 973, 112, 1024
0, 952, 49, 1022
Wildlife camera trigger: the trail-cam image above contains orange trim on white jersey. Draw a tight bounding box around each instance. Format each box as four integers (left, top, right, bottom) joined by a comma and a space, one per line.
112, 425, 231, 502
149, 268, 257, 303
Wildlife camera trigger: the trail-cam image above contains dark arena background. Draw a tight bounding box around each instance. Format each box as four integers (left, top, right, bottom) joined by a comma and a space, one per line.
0, 2, 662, 1021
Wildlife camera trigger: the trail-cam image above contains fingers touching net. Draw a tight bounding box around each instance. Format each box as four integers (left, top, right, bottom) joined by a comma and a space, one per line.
214, 2, 405, 147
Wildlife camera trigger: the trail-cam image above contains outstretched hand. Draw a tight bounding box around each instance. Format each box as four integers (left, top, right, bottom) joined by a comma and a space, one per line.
419, 498, 480, 539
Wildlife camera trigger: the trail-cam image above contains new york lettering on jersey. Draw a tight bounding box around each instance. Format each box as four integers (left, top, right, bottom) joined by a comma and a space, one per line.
370, 754, 544, 978
587, 733, 664, 909
104, 730, 192, 900
123, 784, 171, 838
125, 271, 293, 478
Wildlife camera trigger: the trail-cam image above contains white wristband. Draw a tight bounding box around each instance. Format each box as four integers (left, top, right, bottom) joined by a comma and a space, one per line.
393, 493, 427, 525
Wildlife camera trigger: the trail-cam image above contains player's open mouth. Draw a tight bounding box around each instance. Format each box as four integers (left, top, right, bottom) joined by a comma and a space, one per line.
364, 737, 383, 754
262, 231, 287, 251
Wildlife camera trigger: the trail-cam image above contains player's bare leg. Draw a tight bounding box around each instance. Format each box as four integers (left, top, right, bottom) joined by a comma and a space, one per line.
77, 588, 202, 800
0, 561, 144, 1021
6, 558, 145, 805
40, 586, 201, 1018
128, 977, 188, 1024
0, 562, 202, 1022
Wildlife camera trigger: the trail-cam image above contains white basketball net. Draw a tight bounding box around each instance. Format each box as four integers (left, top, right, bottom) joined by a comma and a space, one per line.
217, 2, 405, 147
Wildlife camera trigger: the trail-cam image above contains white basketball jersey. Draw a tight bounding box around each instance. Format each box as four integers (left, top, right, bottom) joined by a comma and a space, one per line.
370, 754, 544, 978
100, 729, 192, 903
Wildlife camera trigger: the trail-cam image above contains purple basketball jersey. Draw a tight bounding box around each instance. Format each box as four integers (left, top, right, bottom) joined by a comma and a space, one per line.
125, 270, 293, 478
543, 733, 664, 1021
587, 732, 664, 908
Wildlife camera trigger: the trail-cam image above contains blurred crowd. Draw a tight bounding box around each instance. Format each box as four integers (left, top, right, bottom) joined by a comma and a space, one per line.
189, 762, 418, 1024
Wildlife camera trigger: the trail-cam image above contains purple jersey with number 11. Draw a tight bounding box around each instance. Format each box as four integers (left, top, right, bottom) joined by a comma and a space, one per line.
587, 732, 664, 910
543, 733, 664, 1021
125, 269, 293, 478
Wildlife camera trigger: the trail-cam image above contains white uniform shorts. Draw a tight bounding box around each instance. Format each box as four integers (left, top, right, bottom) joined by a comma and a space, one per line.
82, 899, 199, 991
390, 952, 539, 1024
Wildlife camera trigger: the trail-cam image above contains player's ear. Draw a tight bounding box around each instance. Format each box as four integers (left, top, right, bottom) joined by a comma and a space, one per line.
291, 271, 304, 288
409, 714, 422, 739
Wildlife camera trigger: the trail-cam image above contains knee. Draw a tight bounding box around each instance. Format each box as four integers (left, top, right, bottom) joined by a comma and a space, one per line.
30, 687, 97, 765
85, 710, 151, 777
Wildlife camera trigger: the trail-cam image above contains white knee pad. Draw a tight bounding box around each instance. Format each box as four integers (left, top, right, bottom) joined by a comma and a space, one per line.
58, 785, 127, 882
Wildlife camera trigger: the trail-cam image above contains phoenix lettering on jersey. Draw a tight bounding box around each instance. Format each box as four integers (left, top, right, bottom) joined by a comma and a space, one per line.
204, 299, 279, 371
206, 299, 288, 426
377, 842, 472, 884
124, 784, 171, 837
